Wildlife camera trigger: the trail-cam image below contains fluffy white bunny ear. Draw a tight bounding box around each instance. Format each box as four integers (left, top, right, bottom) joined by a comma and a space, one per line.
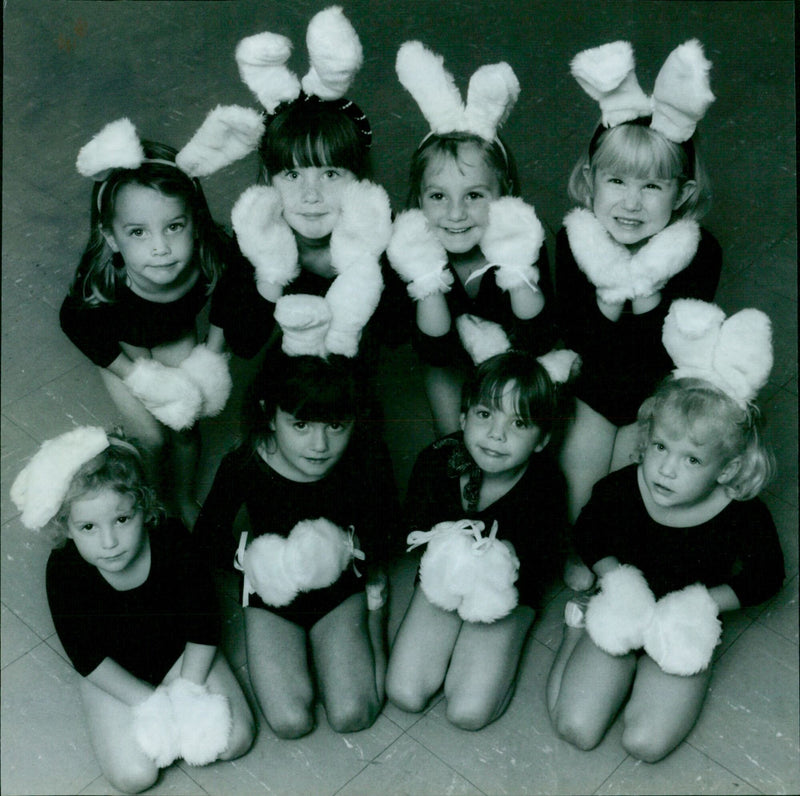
176, 105, 265, 177
570, 40, 651, 127
456, 314, 511, 365
396, 41, 466, 135
651, 39, 715, 142
301, 5, 363, 100
663, 299, 772, 406
464, 62, 520, 140
537, 349, 581, 385
236, 31, 301, 114
10, 427, 110, 531
76, 118, 144, 180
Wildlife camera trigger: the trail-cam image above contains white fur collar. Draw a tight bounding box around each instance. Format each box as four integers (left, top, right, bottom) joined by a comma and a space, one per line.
563, 208, 700, 303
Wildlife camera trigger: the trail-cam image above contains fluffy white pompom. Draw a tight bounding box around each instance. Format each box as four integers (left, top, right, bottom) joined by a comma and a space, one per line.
166, 678, 232, 766
132, 687, 181, 768
283, 518, 355, 591
242, 533, 299, 607
124, 359, 203, 431
179, 345, 232, 418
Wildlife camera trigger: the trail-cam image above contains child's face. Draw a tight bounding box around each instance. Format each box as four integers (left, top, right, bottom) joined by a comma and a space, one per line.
102, 184, 195, 295
460, 382, 547, 478
588, 168, 687, 248
272, 165, 356, 240
640, 418, 737, 509
67, 488, 147, 576
420, 144, 501, 254
267, 409, 354, 482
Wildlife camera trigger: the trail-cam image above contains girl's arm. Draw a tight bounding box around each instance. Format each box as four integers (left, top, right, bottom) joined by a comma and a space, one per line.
104, 350, 139, 380
85, 657, 155, 706
509, 284, 545, 320
707, 584, 741, 613
179, 642, 218, 685
592, 555, 622, 577
416, 292, 452, 337
205, 323, 227, 354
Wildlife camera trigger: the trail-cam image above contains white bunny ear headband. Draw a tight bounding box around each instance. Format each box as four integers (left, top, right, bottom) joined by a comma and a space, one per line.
662, 299, 773, 408
235, 5, 371, 147
455, 314, 580, 386
571, 39, 715, 144
396, 40, 520, 144
77, 108, 265, 209
10, 427, 111, 531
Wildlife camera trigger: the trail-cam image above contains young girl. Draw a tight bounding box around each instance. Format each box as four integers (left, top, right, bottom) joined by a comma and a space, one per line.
547, 300, 785, 762
556, 40, 722, 526
194, 352, 398, 738
213, 7, 401, 366
388, 41, 556, 436
10, 428, 254, 794
61, 112, 260, 526
386, 349, 572, 730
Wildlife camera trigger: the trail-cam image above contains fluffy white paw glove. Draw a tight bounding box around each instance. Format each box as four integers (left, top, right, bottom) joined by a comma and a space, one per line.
479, 197, 543, 292
231, 185, 299, 298
178, 344, 232, 418
132, 685, 181, 768
124, 358, 203, 431
386, 210, 452, 300
409, 519, 519, 623
586, 565, 721, 675
274, 294, 332, 357
325, 180, 389, 356
242, 518, 364, 607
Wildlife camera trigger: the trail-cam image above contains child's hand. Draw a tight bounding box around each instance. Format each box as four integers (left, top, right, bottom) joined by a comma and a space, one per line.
179, 345, 232, 418
480, 197, 544, 292
386, 210, 452, 300
124, 359, 203, 431
231, 185, 299, 296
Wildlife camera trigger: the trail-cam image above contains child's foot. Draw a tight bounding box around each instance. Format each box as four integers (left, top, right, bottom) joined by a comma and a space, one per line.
564, 556, 595, 592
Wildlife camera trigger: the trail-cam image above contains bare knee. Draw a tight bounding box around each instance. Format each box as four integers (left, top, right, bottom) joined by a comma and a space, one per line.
326, 694, 380, 734
386, 676, 431, 715
621, 722, 675, 763
445, 696, 494, 732
218, 713, 256, 760
553, 708, 605, 751
104, 759, 159, 794
267, 703, 315, 739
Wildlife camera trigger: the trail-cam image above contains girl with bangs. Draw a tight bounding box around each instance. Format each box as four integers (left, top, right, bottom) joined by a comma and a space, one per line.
556, 41, 723, 542
194, 352, 398, 737
385, 351, 569, 730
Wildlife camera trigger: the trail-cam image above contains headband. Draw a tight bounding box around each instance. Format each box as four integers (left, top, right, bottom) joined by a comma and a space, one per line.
662, 299, 773, 407
77, 108, 265, 210
571, 39, 714, 143
235, 6, 370, 145
455, 314, 580, 385
396, 40, 520, 143
10, 427, 110, 531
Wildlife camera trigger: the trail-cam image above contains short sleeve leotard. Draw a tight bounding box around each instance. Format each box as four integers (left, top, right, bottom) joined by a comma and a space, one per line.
404, 434, 568, 609
194, 436, 399, 628
574, 466, 784, 606
46, 518, 220, 685
556, 220, 722, 424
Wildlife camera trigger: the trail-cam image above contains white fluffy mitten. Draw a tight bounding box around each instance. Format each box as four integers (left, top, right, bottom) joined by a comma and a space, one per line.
231, 185, 299, 298
178, 344, 232, 418
124, 358, 203, 431
330, 179, 393, 266
585, 565, 656, 656
166, 678, 232, 766
243, 519, 362, 607
324, 265, 384, 356
386, 210, 452, 300
479, 197, 543, 292
132, 686, 181, 768
274, 294, 332, 357
643, 584, 722, 676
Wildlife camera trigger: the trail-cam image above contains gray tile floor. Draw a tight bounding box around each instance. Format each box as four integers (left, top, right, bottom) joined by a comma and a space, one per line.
2, 2, 797, 794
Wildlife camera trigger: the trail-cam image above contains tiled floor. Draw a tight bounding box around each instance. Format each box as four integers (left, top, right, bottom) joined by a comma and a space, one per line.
2, 2, 797, 794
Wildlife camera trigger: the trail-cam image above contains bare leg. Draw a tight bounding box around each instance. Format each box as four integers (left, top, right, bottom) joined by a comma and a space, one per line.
310, 592, 382, 733
621, 654, 712, 762
385, 586, 462, 713
170, 425, 201, 528
444, 605, 535, 730
559, 399, 618, 524
244, 606, 315, 738
423, 364, 464, 438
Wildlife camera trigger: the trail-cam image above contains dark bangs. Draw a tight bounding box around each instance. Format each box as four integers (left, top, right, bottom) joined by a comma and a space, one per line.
259, 101, 369, 179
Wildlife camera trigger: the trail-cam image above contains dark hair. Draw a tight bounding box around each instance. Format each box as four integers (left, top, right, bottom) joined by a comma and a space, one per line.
568, 122, 711, 219
49, 432, 162, 548
258, 97, 371, 181
69, 140, 228, 305
405, 132, 519, 208
461, 351, 562, 436
242, 352, 360, 452
635, 377, 774, 500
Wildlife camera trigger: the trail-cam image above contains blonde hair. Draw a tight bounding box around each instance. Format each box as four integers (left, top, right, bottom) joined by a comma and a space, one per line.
568, 123, 711, 220
635, 378, 774, 501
